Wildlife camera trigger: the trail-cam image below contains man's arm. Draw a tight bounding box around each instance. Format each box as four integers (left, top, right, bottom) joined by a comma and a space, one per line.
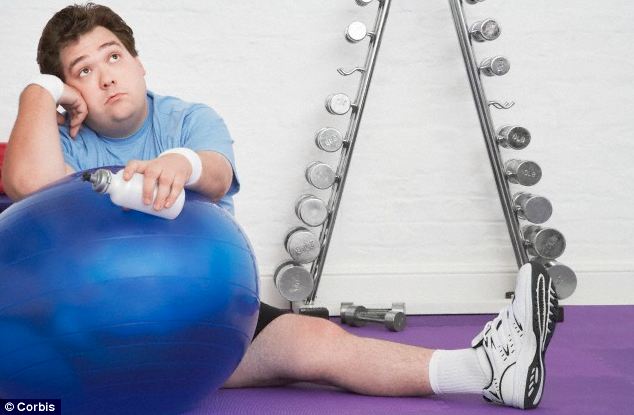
2, 84, 84, 201
187, 151, 233, 200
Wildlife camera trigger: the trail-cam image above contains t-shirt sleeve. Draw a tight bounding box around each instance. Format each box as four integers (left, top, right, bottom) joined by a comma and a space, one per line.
181, 105, 240, 196
59, 126, 81, 171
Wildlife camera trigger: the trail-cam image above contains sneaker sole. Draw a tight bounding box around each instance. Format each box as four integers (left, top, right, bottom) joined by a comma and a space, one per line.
519, 261, 556, 409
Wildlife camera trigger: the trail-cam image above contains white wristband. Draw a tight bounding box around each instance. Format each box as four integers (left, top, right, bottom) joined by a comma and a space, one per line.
160, 147, 203, 187
27, 74, 64, 105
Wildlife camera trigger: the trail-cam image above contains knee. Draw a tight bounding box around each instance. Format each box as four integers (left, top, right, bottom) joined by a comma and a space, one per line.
300, 315, 348, 343
277, 315, 350, 380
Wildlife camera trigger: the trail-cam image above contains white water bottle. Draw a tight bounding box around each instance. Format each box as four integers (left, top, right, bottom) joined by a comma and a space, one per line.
83, 169, 185, 219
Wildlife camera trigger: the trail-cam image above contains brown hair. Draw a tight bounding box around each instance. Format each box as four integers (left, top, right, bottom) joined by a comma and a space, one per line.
37, 3, 138, 80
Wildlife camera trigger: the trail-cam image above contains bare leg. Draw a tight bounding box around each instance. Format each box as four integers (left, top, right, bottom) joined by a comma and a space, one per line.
223, 313, 435, 396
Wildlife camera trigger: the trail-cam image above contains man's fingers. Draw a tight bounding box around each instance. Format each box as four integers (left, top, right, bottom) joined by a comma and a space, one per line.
121, 157, 189, 211
164, 176, 186, 209
123, 160, 144, 181
153, 174, 174, 210
76, 100, 88, 124
63, 92, 88, 138
57, 112, 65, 125
142, 167, 161, 205
70, 111, 83, 137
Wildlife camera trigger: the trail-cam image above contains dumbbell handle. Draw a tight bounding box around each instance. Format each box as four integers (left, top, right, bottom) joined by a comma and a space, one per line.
341, 302, 405, 315
361, 308, 401, 318
363, 309, 390, 314
357, 310, 407, 332
356, 314, 388, 323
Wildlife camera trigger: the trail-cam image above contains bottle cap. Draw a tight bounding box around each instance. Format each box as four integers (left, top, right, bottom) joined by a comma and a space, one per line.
84, 169, 112, 193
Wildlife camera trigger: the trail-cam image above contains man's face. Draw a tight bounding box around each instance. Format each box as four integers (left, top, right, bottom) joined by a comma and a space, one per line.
60, 26, 146, 136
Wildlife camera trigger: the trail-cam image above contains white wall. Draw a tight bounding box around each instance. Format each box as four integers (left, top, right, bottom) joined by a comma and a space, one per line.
1, 1, 632, 313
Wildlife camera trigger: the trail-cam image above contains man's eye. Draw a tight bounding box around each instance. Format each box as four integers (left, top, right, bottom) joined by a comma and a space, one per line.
109, 53, 120, 62
79, 68, 91, 77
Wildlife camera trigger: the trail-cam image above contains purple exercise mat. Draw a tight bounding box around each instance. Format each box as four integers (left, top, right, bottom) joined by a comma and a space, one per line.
184, 305, 634, 415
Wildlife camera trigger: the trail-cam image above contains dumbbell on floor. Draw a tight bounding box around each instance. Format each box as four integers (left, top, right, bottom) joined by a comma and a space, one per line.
340, 303, 407, 332
340, 302, 405, 324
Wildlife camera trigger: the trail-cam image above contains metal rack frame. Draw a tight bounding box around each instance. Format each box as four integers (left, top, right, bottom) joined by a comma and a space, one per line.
449, 0, 528, 266
305, 0, 393, 305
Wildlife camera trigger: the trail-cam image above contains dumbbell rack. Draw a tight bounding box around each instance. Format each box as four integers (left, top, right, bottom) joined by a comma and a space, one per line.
449, 0, 576, 301
275, 0, 577, 313
305, 0, 393, 306
274, 0, 392, 310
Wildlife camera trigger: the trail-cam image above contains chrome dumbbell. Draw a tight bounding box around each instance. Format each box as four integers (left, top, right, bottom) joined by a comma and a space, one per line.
274, 261, 314, 302
469, 19, 501, 42
505, 159, 542, 186
340, 302, 406, 323
355, 0, 374, 6
345, 21, 369, 43
465, 0, 487, 4
522, 225, 566, 260
340, 305, 406, 332
341, 302, 406, 331
532, 257, 577, 300
512, 192, 553, 224
306, 162, 337, 190
295, 195, 328, 227
325, 93, 352, 115
315, 127, 345, 152
479, 56, 510, 77
285, 227, 320, 264
496, 125, 531, 150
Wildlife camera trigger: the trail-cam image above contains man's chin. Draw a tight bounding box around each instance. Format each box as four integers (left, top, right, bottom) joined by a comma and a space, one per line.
86, 99, 147, 138
85, 115, 140, 138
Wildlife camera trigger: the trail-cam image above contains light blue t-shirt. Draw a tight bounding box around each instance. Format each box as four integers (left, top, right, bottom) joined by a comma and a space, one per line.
59, 91, 240, 214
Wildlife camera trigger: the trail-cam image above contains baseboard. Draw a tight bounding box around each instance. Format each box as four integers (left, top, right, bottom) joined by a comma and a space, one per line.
257, 268, 634, 314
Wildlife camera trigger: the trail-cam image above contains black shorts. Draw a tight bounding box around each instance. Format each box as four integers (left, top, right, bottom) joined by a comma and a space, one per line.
253, 302, 289, 340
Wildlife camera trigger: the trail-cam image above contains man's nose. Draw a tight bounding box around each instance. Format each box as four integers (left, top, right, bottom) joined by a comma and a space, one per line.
100, 70, 116, 88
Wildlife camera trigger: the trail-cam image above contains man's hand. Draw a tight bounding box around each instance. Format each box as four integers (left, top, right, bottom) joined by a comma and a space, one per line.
57, 84, 88, 138
123, 154, 193, 211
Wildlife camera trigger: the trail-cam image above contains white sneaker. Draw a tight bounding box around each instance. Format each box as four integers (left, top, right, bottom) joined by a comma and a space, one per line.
471, 262, 558, 409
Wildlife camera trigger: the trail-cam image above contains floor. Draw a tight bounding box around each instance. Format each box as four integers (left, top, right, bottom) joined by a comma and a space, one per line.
184, 305, 634, 415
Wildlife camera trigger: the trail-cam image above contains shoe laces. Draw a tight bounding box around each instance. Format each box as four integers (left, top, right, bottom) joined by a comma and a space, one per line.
476, 305, 523, 363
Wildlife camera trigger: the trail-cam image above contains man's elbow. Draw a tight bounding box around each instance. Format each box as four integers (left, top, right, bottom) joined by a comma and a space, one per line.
2, 176, 38, 201
2, 169, 51, 201
193, 152, 234, 202
208, 174, 232, 202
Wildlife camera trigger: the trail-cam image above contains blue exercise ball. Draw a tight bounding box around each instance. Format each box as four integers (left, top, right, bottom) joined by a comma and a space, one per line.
0, 168, 259, 415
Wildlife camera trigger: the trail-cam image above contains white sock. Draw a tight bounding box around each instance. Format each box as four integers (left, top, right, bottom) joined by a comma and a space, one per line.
428, 348, 491, 394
